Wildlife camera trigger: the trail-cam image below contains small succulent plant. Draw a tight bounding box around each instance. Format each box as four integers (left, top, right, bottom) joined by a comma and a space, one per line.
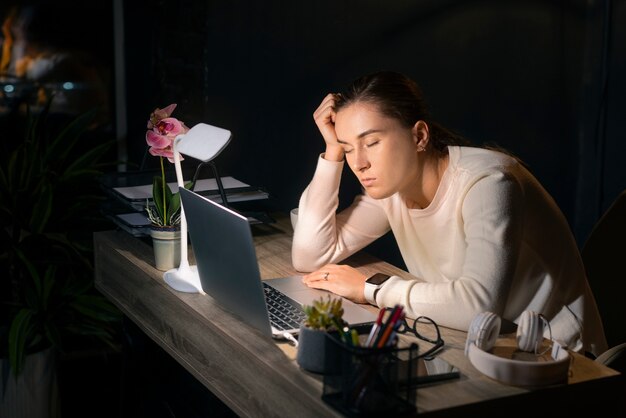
303, 295, 346, 331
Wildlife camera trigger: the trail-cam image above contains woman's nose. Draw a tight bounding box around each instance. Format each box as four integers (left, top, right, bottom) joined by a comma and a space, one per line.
353, 149, 370, 171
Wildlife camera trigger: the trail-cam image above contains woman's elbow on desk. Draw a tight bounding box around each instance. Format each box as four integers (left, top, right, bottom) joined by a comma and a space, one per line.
291, 250, 324, 273
291, 241, 333, 272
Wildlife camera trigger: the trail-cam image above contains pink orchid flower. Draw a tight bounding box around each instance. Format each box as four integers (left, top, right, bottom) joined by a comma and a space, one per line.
146, 117, 189, 162
147, 103, 177, 129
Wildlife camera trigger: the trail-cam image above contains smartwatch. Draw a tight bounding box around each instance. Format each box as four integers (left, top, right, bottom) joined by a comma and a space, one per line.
364, 273, 391, 304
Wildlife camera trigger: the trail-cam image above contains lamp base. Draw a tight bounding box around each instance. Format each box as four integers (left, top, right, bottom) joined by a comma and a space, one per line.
163, 265, 205, 294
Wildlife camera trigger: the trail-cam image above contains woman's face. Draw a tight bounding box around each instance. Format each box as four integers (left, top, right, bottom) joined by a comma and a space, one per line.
334, 102, 420, 200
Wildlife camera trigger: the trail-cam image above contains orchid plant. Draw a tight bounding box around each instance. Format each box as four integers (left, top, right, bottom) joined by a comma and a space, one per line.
145, 103, 192, 227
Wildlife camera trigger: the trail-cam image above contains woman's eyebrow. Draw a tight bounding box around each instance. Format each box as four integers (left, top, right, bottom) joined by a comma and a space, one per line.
337, 129, 385, 144
357, 128, 384, 139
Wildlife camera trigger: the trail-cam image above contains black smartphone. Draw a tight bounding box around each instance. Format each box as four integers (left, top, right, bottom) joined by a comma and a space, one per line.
414, 356, 460, 385
397, 355, 460, 387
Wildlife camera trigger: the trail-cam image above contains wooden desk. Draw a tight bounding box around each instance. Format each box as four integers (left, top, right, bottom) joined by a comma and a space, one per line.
94, 217, 624, 417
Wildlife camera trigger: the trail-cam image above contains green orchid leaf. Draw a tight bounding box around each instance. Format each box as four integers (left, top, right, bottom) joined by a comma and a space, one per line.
164, 180, 174, 201
152, 175, 167, 222
170, 192, 181, 217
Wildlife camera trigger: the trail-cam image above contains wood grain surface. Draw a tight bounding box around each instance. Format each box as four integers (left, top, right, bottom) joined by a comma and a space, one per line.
94, 214, 623, 417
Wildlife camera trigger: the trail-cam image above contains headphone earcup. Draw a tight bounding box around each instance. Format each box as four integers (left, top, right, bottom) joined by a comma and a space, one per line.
465, 311, 501, 355
516, 310, 545, 352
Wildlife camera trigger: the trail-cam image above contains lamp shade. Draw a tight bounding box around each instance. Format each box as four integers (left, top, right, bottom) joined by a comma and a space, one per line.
176, 123, 231, 162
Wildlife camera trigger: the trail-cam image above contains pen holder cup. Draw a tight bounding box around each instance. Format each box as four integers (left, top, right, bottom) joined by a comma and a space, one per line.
322, 339, 418, 417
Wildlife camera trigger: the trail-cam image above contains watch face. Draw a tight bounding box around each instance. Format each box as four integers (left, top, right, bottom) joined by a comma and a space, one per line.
367, 273, 391, 286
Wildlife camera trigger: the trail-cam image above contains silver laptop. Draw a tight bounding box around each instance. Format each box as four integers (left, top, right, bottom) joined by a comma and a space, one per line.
179, 187, 377, 339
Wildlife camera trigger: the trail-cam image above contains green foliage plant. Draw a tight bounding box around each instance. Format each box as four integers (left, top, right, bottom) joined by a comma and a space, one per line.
0, 99, 122, 377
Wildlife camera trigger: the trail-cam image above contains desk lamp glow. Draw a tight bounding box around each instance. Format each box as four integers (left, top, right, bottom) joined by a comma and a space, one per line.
163, 123, 232, 293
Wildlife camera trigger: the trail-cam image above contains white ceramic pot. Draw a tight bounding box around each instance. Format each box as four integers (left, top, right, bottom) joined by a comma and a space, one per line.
150, 227, 181, 271
0, 347, 58, 418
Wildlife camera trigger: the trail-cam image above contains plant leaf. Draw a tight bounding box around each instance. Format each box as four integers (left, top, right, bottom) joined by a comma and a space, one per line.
152, 176, 166, 223
8, 309, 35, 376
30, 182, 54, 233
169, 192, 181, 220
61, 142, 114, 181
70, 294, 122, 322
44, 322, 63, 351
45, 108, 98, 162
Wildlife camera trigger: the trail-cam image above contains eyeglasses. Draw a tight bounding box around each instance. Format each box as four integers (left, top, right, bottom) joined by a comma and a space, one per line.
384, 308, 444, 359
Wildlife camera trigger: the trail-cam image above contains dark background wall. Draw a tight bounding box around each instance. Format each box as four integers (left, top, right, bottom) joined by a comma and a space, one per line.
1, 1, 622, 258
118, 0, 625, 264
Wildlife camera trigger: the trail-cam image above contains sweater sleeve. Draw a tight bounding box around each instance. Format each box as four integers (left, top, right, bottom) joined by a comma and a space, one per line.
291, 154, 391, 272
374, 170, 524, 331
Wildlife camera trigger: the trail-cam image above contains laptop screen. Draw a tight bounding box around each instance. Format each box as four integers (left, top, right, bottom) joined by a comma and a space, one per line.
180, 187, 273, 336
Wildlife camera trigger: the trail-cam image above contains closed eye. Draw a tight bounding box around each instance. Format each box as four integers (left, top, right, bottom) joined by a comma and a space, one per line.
366, 140, 379, 148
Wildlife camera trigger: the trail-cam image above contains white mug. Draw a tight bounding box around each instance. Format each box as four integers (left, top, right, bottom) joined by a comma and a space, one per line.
290, 208, 299, 230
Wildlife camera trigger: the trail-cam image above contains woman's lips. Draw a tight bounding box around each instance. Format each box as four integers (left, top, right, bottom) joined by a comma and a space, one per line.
360, 177, 376, 187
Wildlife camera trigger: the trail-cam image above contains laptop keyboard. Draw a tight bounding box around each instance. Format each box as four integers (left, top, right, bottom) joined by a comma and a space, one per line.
263, 283, 307, 331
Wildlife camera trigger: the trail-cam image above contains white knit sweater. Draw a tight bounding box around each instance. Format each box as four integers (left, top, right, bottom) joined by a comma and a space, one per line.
292, 146, 607, 356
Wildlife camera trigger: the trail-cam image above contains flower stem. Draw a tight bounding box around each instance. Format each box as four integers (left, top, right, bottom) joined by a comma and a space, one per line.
160, 156, 168, 226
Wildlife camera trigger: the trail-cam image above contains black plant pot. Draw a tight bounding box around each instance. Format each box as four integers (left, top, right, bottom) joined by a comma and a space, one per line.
296, 326, 342, 374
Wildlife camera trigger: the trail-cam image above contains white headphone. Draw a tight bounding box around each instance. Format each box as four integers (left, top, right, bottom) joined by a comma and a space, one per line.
464, 311, 570, 386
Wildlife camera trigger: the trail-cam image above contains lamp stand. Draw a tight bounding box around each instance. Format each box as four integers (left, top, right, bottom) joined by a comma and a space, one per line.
164, 265, 202, 293
163, 141, 205, 294
209, 161, 229, 207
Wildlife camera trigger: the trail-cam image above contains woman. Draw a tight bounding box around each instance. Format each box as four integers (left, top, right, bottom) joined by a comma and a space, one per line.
293, 71, 607, 357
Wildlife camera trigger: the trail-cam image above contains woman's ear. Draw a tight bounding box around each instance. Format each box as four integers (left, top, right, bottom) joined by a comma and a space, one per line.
413, 120, 429, 152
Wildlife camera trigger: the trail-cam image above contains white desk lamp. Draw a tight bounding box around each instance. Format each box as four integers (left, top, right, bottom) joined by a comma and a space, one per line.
163, 123, 232, 293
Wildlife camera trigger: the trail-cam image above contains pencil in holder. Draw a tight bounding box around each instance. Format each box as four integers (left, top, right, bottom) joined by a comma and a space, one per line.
321, 338, 418, 417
